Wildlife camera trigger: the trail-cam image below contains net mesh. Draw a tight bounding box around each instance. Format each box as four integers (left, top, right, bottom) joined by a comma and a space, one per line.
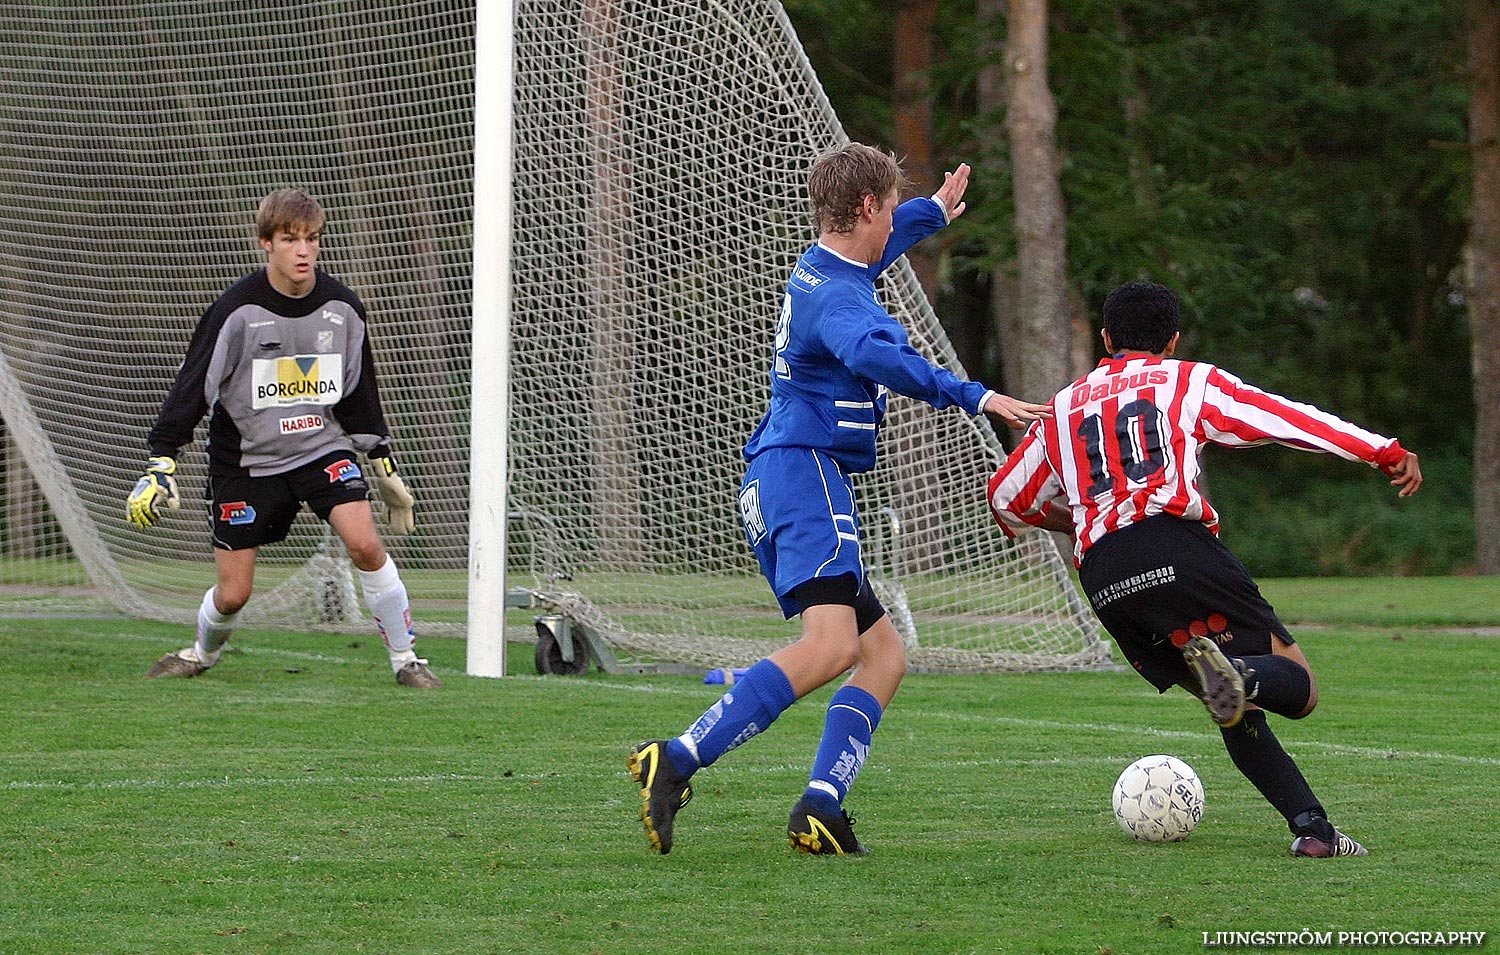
0, 0, 1107, 672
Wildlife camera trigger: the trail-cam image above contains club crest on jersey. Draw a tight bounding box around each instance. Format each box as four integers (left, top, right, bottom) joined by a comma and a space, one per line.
251, 354, 344, 409
219, 502, 256, 525
324, 458, 362, 484
316, 330, 335, 351
279, 413, 325, 435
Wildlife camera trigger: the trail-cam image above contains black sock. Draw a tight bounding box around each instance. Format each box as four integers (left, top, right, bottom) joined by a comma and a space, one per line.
1219, 709, 1323, 833
1291, 809, 1336, 842
1232, 653, 1312, 718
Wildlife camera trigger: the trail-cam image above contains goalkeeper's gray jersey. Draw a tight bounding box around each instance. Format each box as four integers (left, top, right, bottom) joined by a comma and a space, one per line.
150, 268, 392, 477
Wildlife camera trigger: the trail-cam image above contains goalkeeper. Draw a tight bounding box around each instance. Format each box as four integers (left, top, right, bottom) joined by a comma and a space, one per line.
627, 144, 1050, 856
125, 188, 439, 689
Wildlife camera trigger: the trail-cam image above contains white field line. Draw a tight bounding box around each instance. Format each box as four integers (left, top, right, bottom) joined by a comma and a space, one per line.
896, 709, 1500, 767
4, 773, 488, 792
76, 630, 1500, 773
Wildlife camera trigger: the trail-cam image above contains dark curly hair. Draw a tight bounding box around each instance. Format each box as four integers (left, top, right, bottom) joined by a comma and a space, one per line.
1102, 281, 1180, 354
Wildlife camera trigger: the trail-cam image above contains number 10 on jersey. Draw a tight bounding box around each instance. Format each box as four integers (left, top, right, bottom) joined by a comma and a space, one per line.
1077, 399, 1169, 497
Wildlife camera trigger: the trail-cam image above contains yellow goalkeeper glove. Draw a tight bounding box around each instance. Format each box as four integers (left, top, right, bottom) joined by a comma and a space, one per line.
370, 455, 415, 536
126, 456, 180, 528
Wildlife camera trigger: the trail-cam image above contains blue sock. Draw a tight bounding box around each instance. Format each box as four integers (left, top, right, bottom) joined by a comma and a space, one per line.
666, 659, 797, 773
803, 685, 883, 813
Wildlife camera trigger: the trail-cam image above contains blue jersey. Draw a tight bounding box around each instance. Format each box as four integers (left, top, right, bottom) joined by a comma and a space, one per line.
743, 197, 993, 473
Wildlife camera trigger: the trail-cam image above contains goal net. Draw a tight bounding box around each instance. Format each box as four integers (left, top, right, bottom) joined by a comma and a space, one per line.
0, 0, 1108, 672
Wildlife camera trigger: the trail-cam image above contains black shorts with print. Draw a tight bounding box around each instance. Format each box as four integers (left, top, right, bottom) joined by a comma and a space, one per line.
205, 450, 371, 551
1078, 514, 1294, 693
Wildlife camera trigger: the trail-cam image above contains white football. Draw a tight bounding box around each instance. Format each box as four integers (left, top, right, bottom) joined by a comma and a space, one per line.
1112, 754, 1205, 842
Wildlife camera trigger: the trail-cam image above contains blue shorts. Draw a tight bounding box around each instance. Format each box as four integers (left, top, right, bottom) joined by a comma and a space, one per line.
739, 447, 865, 618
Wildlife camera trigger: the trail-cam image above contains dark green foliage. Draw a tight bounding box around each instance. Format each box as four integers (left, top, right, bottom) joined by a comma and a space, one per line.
784, 0, 1474, 571
1210, 450, 1473, 576
782, 0, 895, 146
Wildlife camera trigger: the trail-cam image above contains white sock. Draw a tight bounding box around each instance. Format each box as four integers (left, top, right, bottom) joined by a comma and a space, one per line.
193, 587, 237, 667
389, 648, 423, 671
358, 556, 419, 670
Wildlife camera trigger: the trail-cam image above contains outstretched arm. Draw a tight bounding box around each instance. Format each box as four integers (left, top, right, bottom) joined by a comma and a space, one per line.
1200, 367, 1422, 496
982, 390, 1053, 429
873, 162, 974, 274
932, 163, 970, 223
1383, 449, 1422, 497
825, 306, 1053, 422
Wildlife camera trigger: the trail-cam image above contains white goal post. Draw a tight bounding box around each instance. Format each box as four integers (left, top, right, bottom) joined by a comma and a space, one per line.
0, 0, 1108, 675
467, 0, 514, 677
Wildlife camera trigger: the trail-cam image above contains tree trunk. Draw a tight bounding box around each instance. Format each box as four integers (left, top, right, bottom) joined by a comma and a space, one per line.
1067, 283, 1095, 378
975, 0, 1018, 404
1468, 0, 1500, 573
583, 0, 648, 571
1001, 0, 1071, 405
1114, 8, 1160, 227
893, 0, 941, 301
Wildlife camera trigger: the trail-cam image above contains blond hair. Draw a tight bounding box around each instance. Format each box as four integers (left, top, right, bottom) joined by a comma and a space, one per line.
256, 189, 326, 241
808, 143, 906, 235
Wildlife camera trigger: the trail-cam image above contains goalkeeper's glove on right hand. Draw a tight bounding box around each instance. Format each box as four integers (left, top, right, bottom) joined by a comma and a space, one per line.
369, 456, 415, 536
126, 456, 180, 528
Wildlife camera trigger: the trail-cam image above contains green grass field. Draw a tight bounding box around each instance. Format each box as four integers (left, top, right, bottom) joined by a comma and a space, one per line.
1, 577, 1497, 954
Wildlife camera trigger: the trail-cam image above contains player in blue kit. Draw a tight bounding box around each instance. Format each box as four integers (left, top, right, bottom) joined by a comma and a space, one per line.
628, 143, 1050, 855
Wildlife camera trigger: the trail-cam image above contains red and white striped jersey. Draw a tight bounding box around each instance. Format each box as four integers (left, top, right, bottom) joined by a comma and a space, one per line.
987, 355, 1406, 566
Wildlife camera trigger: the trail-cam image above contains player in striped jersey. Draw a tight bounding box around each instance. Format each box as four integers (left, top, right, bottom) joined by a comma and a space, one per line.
990, 278, 1422, 851
628, 143, 1049, 856
988, 280, 1421, 857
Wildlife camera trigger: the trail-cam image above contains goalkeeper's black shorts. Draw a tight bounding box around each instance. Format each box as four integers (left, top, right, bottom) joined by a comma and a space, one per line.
1078, 514, 1294, 693
205, 450, 372, 550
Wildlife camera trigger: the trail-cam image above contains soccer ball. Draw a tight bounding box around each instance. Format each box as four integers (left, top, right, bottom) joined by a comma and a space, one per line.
1111, 754, 1204, 843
